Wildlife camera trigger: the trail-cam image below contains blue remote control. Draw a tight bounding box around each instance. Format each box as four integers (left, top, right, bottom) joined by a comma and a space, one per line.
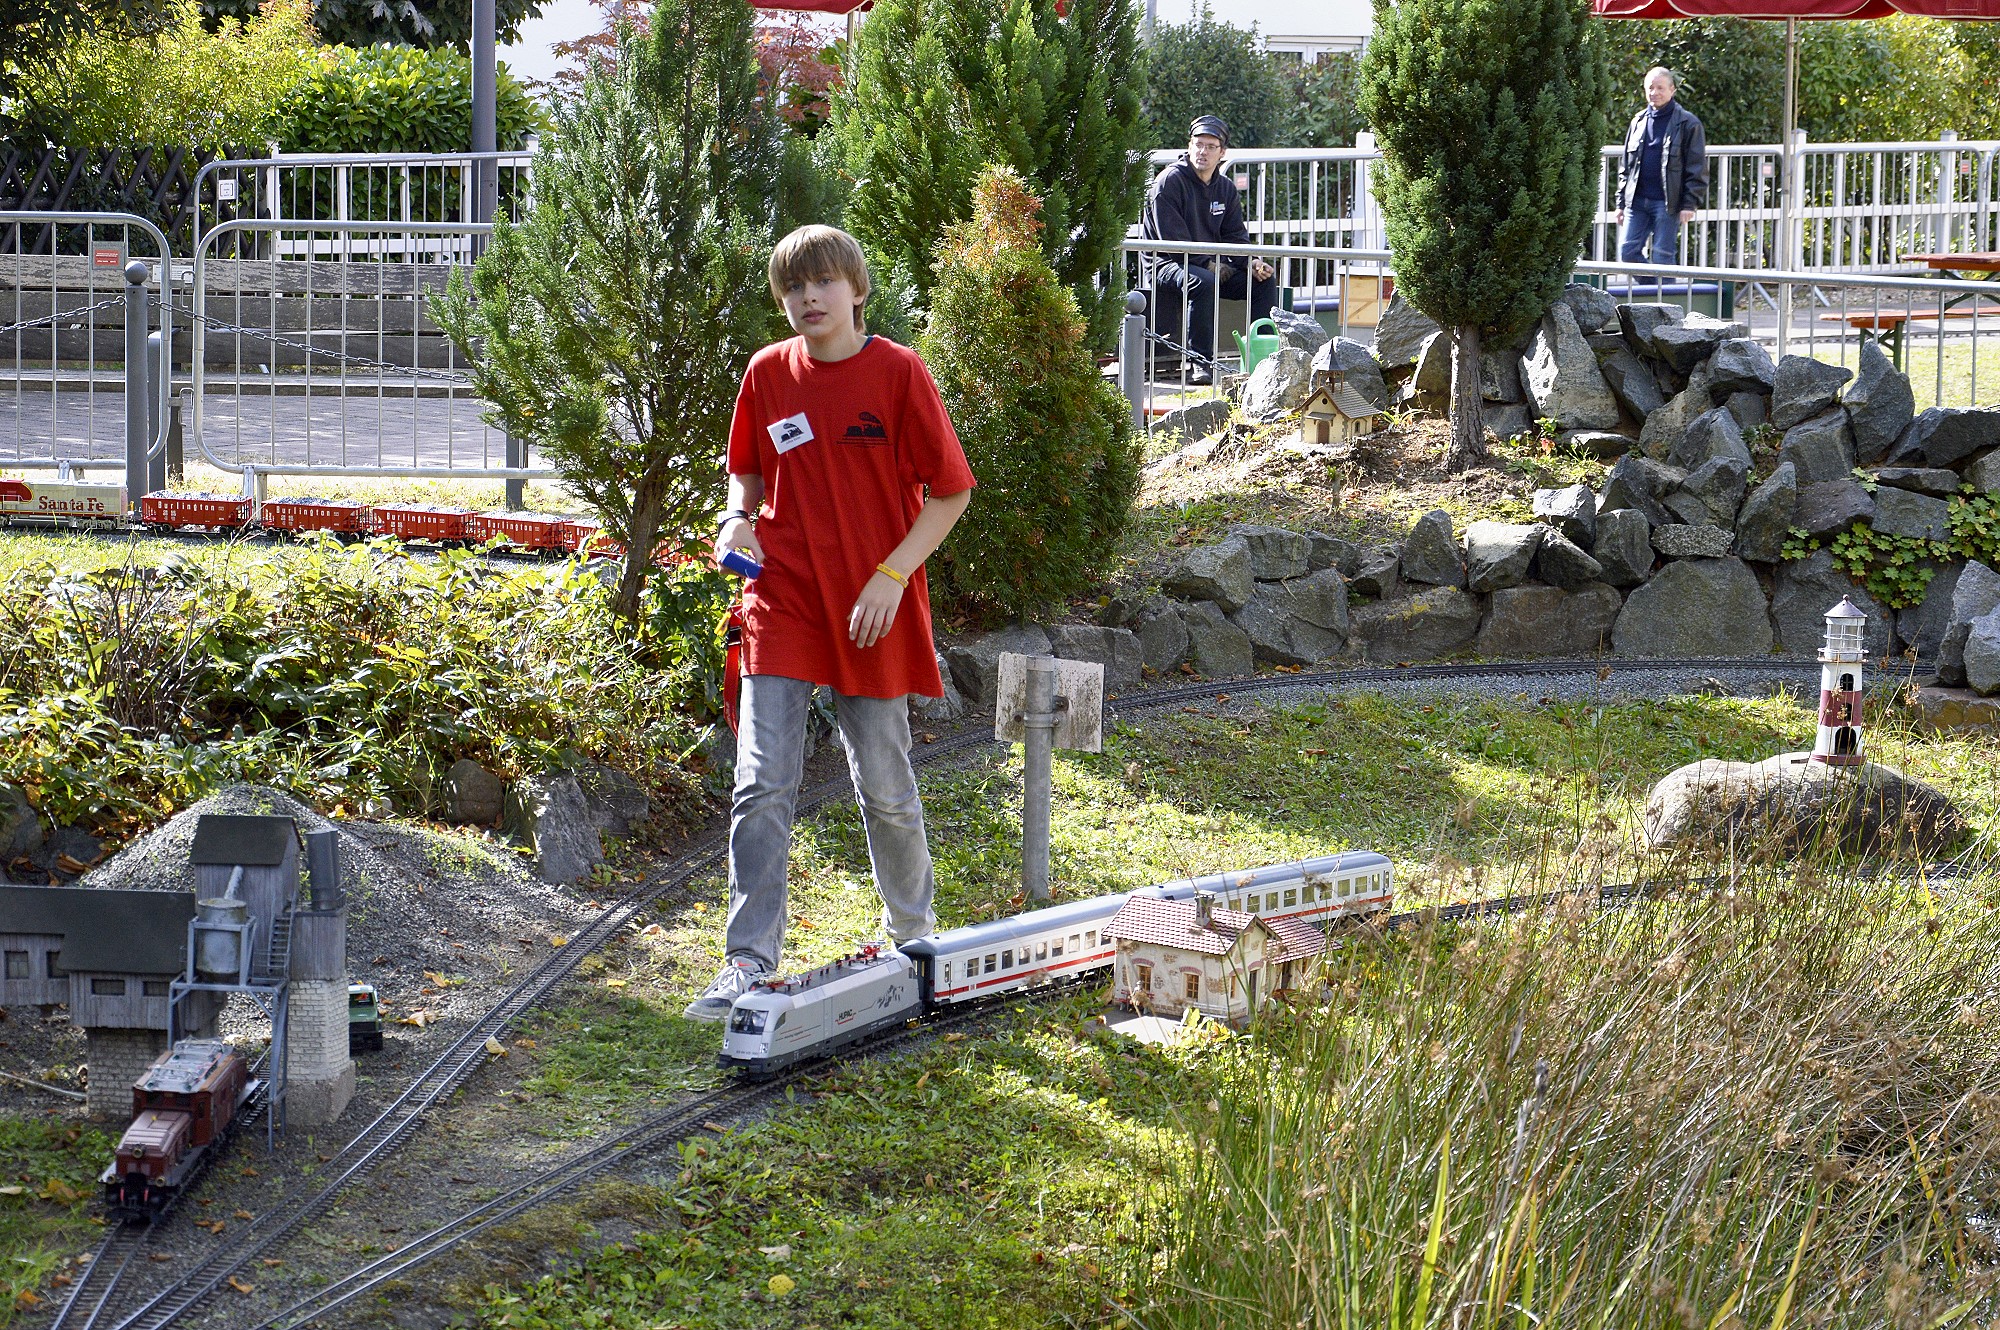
719, 547, 762, 579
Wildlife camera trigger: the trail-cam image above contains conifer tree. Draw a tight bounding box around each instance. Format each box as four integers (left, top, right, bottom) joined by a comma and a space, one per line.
1359, 0, 1607, 470
831, 0, 1145, 347
434, 1, 778, 621
922, 166, 1140, 620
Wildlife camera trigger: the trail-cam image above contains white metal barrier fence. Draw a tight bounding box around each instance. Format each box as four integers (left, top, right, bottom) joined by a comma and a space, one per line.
1119, 238, 2000, 432
1152, 138, 2000, 276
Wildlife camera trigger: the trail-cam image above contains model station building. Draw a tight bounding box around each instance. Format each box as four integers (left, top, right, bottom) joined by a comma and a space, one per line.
1102, 892, 1328, 1026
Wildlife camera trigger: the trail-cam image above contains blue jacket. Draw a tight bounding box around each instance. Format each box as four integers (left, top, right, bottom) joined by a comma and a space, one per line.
1619, 101, 1708, 214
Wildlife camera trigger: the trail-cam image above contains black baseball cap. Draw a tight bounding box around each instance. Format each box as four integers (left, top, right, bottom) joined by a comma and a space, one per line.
1189, 115, 1231, 146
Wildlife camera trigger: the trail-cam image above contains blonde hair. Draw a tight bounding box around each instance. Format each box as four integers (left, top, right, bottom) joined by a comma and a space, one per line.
768, 225, 872, 332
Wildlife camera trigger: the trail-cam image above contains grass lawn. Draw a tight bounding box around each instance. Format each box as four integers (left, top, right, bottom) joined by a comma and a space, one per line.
1, 1119, 114, 1325
456, 685, 1998, 1330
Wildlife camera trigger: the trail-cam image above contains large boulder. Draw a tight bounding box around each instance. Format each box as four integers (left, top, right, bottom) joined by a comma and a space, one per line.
1617, 302, 1684, 356
1371, 295, 1441, 369
1269, 308, 1330, 356
1133, 605, 1192, 674
1891, 407, 2000, 469
1778, 409, 1858, 484
1601, 347, 1667, 420
1532, 483, 1597, 547
1770, 551, 1893, 658
1312, 337, 1391, 412
1591, 508, 1656, 587
1793, 479, 1875, 541
1303, 530, 1361, 575
1843, 338, 1915, 464
1464, 521, 1545, 593
1155, 397, 1232, 442
1649, 314, 1749, 374
910, 653, 967, 724
1642, 753, 1965, 857
1349, 547, 1401, 599
1400, 509, 1466, 588
1520, 303, 1621, 430
1896, 562, 1965, 664
946, 622, 1053, 704
1, 782, 42, 862
440, 758, 506, 826
1485, 401, 1535, 442
1228, 570, 1351, 666
1480, 342, 1526, 403
1705, 338, 1777, 396
1770, 356, 1853, 431
1724, 391, 1769, 433
1733, 461, 1799, 563
1477, 582, 1622, 657
1938, 561, 2000, 686
1599, 453, 1684, 528
1532, 530, 1606, 590
1666, 456, 1749, 529
1047, 624, 1145, 694
576, 763, 652, 839
1669, 406, 1751, 472
1637, 365, 1716, 461
1611, 557, 1773, 656
1181, 601, 1256, 678
1558, 282, 1620, 335
1162, 535, 1255, 612
1227, 524, 1311, 581
1871, 466, 1959, 497
502, 774, 605, 886
1651, 524, 1733, 560
1871, 487, 1951, 543
1409, 330, 1454, 399
1964, 607, 2000, 694
1347, 586, 1483, 663
1241, 346, 1313, 423
1967, 449, 2000, 496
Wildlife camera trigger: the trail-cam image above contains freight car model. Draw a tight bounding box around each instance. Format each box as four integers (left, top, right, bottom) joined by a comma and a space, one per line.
100, 1039, 259, 1222
0, 476, 128, 526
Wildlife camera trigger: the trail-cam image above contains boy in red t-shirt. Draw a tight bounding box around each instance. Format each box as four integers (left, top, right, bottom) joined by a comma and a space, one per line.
684, 225, 976, 1021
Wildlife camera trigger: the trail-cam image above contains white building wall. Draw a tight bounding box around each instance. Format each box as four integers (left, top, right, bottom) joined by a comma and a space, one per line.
86, 1028, 168, 1120
285, 979, 355, 1126
1179, 0, 1373, 58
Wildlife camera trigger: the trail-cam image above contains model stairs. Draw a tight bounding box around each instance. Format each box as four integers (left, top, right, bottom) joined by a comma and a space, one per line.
258, 909, 292, 983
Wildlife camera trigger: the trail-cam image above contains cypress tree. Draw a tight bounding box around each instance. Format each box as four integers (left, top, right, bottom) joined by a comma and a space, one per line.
831, 0, 1146, 347
922, 166, 1141, 620
434, 1, 779, 621
1359, 0, 1607, 471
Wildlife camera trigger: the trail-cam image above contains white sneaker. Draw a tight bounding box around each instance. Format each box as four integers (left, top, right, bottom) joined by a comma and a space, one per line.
682, 959, 767, 1022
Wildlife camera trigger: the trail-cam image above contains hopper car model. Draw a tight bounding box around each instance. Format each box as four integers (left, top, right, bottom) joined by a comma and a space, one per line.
100, 1039, 259, 1222
721, 852, 1394, 1078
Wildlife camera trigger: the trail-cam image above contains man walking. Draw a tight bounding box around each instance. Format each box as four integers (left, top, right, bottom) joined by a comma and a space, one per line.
1142, 114, 1276, 385
1616, 67, 1707, 266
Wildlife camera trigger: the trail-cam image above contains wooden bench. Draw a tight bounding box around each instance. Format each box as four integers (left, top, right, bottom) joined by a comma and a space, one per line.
1820, 307, 1996, 369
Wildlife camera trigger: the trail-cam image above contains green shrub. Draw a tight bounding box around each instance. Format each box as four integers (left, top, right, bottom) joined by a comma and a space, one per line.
13, 0, 318, 151
922, 166, 1140, 621
0, 543, 715, 840
1286, 52, 1365, 149
1140, 10, 1299, 150
280, 44, 543, 154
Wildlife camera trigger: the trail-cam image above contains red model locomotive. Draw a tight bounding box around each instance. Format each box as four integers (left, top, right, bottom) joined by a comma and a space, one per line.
100, 1039, 259, 1222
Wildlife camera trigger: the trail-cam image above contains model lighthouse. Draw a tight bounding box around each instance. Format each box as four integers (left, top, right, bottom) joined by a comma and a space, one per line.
1810, 597, 1866, 767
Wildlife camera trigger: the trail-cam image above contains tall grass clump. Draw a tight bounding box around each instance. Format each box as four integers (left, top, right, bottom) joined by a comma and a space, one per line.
1139, 870, 2000, 1327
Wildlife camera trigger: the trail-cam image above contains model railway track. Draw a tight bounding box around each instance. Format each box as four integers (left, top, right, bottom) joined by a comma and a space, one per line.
49, 1223, 150, 1330
89, 655, 1843, 1330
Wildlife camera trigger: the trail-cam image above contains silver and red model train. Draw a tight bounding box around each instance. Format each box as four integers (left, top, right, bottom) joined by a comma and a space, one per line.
0, 474, 620, 556
719, 851, 1394, 1077
100, 1039, 259, 1222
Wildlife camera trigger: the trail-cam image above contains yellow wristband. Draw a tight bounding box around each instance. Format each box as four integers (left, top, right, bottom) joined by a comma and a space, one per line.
875, 562, 910, 588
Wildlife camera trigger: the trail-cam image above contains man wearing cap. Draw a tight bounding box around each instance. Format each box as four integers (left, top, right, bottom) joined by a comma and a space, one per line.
1141, 114, 1277, 385
1616, 67, 1707, 265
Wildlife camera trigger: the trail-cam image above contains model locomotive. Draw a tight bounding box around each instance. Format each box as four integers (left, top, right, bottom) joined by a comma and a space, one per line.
720, 851, 1393, 1077
100, 1039, 259, 1222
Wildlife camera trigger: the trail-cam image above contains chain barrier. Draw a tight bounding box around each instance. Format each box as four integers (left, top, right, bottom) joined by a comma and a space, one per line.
0, 293, 129, 340
170, 300, 473, 385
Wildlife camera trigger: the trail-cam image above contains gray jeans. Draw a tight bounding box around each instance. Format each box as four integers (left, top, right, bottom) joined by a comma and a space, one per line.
725, 674, 938, 972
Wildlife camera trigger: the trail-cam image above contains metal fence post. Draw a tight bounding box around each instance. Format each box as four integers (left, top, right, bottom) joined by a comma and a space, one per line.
146, 328, 167, 493
1020, 656, 1057, 904
505, 433, 525, 509
123, 260, 151, 508
1118, 290, 1147, 434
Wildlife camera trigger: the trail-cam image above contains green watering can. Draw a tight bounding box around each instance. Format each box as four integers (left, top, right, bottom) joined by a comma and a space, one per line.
1233, 318, 1282, 375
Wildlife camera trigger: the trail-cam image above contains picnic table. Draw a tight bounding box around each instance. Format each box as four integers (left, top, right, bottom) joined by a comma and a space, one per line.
1823, 251, 2000, 369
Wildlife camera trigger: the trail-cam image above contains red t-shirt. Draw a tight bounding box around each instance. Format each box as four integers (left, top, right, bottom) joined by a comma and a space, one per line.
725, 336, 976, 699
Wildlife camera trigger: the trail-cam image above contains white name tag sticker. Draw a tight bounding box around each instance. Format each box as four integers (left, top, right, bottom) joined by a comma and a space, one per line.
768, 412, 814, 453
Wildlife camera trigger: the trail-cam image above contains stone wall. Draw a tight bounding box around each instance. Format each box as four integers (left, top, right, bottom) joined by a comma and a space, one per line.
285, 977, 355, 1126
85, 1026, 168, 1120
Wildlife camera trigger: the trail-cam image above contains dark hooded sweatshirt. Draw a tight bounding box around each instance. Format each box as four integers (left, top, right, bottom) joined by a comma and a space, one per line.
1140, 153, 1252, 280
